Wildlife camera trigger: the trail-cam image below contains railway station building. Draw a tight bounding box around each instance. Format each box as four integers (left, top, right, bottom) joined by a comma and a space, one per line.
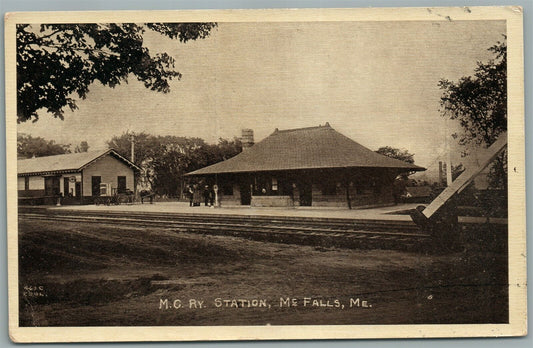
17, 149, 140, 205
186, 123, 425, 208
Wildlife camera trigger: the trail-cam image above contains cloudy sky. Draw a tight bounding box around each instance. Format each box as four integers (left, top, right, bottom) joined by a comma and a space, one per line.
18, 20, 506, 170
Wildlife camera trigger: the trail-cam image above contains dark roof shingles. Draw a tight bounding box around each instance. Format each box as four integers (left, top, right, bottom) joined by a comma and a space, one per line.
187, 125, 425, 175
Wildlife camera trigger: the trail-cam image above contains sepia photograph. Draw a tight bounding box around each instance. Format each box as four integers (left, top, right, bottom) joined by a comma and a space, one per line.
5, 7, 526, 342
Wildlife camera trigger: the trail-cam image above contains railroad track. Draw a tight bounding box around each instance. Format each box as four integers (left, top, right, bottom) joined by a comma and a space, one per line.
18, 209, 432, 252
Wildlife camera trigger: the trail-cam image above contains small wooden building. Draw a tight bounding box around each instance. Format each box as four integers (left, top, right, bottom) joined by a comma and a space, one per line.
186, 123, 425, 208
17, 149, 140, 205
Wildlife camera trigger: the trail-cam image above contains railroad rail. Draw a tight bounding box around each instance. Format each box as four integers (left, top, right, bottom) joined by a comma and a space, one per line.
18, 208, 432, 252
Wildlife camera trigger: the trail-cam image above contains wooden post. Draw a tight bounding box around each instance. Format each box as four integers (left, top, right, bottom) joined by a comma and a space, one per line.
345, 171, 352, 210
80, 171, 84, 205
213, 184, 219, 207
250, 184, 253, 205
346, 184, 352, 209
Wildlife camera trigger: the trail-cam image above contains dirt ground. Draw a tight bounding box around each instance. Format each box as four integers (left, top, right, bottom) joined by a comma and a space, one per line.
18, 217, 508, 326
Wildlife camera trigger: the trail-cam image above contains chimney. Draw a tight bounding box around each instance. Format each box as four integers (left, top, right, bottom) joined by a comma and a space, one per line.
241, 129, 254, 151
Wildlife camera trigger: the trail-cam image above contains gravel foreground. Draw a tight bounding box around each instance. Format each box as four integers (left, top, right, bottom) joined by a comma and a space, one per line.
18, 217, 508, 326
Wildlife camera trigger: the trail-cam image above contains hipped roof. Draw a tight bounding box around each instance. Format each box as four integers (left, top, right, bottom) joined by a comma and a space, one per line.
186, 124, 425, 176
18, 149, 140, 176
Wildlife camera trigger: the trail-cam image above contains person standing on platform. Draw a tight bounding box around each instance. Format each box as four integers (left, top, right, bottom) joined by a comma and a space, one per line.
193, 184, 201, 206
187, 185, 194, 207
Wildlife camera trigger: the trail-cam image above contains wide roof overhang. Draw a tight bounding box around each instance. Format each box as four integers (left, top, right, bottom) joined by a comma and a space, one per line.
186, 124, 425, 177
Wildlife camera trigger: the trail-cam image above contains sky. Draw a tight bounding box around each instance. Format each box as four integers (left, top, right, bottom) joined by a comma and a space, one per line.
18, 20, 506, 172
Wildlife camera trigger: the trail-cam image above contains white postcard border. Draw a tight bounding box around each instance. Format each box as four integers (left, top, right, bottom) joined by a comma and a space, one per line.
5, 6, 526, 342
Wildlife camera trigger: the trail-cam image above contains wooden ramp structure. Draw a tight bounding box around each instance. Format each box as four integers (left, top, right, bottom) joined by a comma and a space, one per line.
411, 132, 507, 229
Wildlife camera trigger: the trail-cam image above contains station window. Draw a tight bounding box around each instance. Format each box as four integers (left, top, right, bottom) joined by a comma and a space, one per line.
24, 177, 29, 190
271, 178, 278, 191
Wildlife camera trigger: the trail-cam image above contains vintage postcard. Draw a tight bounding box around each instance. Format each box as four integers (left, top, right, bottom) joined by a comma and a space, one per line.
5, 7, 526, 342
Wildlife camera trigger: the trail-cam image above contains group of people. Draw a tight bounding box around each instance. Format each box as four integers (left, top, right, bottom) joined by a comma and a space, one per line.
186, 184, 216, 207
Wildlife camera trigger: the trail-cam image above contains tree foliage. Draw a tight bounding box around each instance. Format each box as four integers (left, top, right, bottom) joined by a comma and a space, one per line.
439, 38, 506, 147
17, 133, 71, 158
17, 134, 91, 158
17, 23, 217, 122
487, 152, 507, 189
451, 163, 465, 181
74, 141, 89, 153
439, 37, 507, 189
375, 146, 415, 164
376, 146, 416, 201
107, 133, 242, 196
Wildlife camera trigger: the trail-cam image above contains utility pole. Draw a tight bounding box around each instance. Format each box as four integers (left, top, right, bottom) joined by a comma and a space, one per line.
130, 132, 137, 198
130, 133, 135, 164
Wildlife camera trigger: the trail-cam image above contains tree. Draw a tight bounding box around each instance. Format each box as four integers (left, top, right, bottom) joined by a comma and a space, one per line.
204, 137, 243, 164
74, 141, 89, 153
107, 133, 242, 196
451, 163, 465, 181
376, 146, 417, 202
107, 132, 157, 167
438, 38, 507, 189
17, 23, 217, 122
150, 137, 242, 196
150, 136, 210, 196
375, 146, 415, 164
17, 133, 71, 158
107, 132, 162, 189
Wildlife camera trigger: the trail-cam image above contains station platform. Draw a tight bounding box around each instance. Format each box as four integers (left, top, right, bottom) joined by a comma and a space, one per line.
42, 201, 420, 222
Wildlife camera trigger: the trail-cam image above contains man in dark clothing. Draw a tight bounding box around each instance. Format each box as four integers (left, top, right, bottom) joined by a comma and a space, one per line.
187, 185, 194, 207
